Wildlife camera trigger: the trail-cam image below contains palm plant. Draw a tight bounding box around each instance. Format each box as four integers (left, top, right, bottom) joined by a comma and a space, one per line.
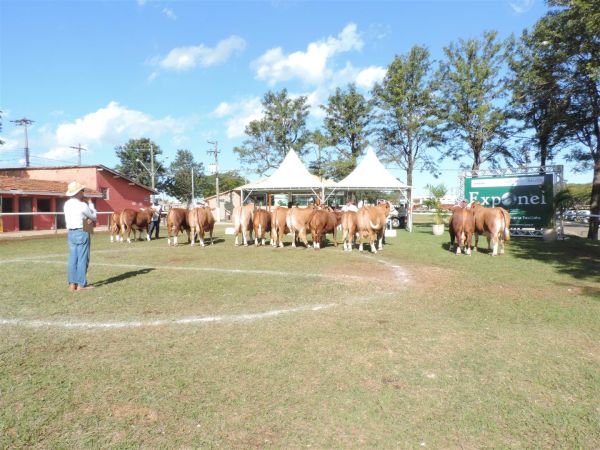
423, 183, 448, 225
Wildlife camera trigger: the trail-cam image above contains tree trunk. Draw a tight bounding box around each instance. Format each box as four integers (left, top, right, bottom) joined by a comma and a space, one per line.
587, 157, 600, 240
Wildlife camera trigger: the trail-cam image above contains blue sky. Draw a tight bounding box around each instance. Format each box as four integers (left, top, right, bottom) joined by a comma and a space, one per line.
0, 0, 589, 195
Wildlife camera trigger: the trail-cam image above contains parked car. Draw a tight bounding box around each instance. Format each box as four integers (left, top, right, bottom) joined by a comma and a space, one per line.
576, 210, 590, 223
563, 210, 577, 221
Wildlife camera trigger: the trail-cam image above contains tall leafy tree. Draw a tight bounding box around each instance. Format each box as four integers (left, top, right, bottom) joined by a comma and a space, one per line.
200, 170, 248, 197
531, 0, 600, 239
509, 30, 567, 167
114, 138, 166, 190
234, 89, 312, 176
320, 83, 374, 180
372, 46, 444, 198
164, 149, 205, 204
437, 31, 514, 171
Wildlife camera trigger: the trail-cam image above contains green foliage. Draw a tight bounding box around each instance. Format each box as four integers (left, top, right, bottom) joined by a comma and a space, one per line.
437, 31, 514, 171
114, 138, 166, 190
508, 30, 568, 166
423, 183, 447, 224
163, 149, 204, 204
200, 170, 248, 198
372, 46, 444, 189
531, 0, 600, 239
234, 89, 312, 176
319, 83, 374, 180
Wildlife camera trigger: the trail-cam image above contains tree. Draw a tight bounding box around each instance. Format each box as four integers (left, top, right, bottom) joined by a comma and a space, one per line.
114, 138, 166, 190
164, 149, 204, 204
508, 30, 567, 167
199, 170, 248, 198
234, 89, 312, 176
372, 46, 444, 200
437, 31, 514, 171
320, 83, 374, 180
531, 0, 600, 239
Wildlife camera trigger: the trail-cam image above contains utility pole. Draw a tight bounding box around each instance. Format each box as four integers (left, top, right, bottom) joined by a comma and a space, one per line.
11, 117, 34, 167
150, 143, 155, 191
207, 140, 220, 221
69, 143, 87, 166
191, 166, 195, 206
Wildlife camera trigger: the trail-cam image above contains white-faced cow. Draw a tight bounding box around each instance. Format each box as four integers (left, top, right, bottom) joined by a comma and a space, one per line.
253, 209, 271, 246
356, 201, 391, 253
110, 210, 122, 243
270, 206, 289, 248
120, 208, 153, 243
286, 204, 318, 248
166, 207, 190, 246
341, 211, 358, 252
309, 208, 342, 249
449, 205, 475, 255
233, 203, 255, 246
470, 201, 511, 256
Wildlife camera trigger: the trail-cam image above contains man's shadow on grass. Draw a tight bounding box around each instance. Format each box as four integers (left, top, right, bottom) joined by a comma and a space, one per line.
93, 268, 155, 287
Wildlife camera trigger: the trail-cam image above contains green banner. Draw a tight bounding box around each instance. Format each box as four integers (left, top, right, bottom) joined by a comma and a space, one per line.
464, 174, 554, 228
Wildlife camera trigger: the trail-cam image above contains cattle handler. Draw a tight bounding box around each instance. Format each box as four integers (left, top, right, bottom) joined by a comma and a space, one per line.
64, 181, 96, 291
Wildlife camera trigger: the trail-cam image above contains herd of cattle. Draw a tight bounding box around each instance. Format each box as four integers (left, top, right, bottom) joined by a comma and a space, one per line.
108, 200, 511, 256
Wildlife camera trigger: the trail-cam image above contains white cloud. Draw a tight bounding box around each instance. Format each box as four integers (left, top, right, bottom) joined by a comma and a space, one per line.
253, 23, 363, 85
0, 134, 20, 152
355, 66, 387, 89
155, 35, 246, 71
510, 0, 535, 14
211, 97, 263, 139
41, 101, 185, 160
137, 0, 147, 5
162, 7, 176, 20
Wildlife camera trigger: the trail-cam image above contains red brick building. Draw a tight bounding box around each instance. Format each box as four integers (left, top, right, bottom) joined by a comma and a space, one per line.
0, 165, 155, 232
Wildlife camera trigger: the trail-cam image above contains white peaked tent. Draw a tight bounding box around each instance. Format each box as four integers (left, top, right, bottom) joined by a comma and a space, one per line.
240, 149, 334, 202
331, 147, 413, 231
334, 147, 409, 191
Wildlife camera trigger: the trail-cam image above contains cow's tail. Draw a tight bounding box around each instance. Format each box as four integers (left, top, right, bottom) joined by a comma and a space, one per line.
501, 209, 511, 241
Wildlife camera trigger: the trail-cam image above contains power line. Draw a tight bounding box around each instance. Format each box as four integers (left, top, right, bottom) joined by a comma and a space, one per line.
69, 143, 87, 166
10, 117, 34, 167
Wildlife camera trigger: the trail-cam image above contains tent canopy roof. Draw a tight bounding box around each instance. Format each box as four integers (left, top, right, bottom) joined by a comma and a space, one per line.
334, 147, 409, 190
241, 149, 334, 191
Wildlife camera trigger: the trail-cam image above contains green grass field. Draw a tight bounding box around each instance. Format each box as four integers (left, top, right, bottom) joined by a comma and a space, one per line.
1, 225, 599, 448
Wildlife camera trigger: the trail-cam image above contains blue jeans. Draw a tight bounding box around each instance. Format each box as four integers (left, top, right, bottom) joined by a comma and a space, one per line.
67, 229, 91, 286
149, 220, 160, 239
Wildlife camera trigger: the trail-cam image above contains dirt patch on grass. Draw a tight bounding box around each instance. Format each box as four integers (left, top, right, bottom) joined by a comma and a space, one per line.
111, 404, 159, 424
407, 264, 461, 290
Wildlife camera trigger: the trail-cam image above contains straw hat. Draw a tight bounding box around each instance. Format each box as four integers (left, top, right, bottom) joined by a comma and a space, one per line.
65, 181, 85, 197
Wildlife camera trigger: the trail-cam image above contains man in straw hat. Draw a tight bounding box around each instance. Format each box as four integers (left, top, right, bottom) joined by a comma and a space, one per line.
64, 181, 97, 291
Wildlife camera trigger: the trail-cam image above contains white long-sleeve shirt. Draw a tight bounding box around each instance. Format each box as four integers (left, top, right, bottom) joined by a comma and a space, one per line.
64, 198, 97, 229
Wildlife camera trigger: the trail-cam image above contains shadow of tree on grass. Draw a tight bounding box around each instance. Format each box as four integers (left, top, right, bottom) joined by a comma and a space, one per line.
509, 236, 600, 281
93, 268, 155, 287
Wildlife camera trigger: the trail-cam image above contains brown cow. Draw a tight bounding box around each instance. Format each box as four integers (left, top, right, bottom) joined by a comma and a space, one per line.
109, 210, 122, 243
356, 201, 391, 253
195, 206, 215, 247
120, 208, 153, 243
253, 209, 272, 246
286, 204, 318, 248
470, 201, 511, 256
166, 207, 190, 246
270, 206, 289, 248
187, 208, 201, 246
233, 203, 255, 246
341, 211, 358, 252
448, 206, 475, 255
309, 208, 342, 249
